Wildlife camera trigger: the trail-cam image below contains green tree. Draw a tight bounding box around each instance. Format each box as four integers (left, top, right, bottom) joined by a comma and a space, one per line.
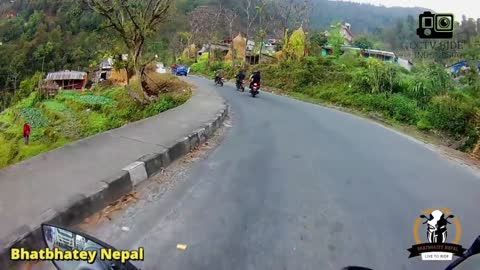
285, 26, 306, 60
353, 35, 374, 50
86, 0, 173, 100
309, 30, 327, 56
327, 23, 344, 58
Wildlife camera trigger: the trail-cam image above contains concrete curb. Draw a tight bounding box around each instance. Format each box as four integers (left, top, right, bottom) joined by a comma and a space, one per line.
0, 102, 229, 269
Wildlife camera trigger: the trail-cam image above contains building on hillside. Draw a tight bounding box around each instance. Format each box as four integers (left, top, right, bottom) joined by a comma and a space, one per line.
45, 70, 87, 90
321, 46, 415, 70
268, 39, 281, 45
5, 12, 16, 18
245, 52, 275, 65
341, 23, 354, 44
322, 46, 396, 62
198, 38, 257, 59
325, 23, 354, 45
94, 58, 114, 83
156, 62, 167, 73
397, 58, 413, 71
262, 43, 277, 55
198, 43, 230, 57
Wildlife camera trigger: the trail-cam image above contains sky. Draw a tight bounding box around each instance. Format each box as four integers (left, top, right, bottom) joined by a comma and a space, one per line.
339, 0, 480, 21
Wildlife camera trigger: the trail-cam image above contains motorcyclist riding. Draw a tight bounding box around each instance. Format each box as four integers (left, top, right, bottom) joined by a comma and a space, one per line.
235, 70, 246, 90
250, 70, 261, 89
214, 69, 223, 84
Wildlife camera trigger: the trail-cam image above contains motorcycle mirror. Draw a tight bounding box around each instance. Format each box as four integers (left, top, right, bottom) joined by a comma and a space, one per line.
447, 214, 455, 219
419, 214, 428, 219
41, 224, 135, 270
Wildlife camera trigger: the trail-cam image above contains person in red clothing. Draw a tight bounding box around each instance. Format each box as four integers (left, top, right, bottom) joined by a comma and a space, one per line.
23, 122, 30, 145
171, 64, 177, 75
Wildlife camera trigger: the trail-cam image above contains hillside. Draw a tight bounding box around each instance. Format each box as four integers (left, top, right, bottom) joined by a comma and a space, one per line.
310, 0, 429, 33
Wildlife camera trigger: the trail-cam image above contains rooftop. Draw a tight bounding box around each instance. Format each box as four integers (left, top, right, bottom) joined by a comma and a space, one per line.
323, 45, 396, 56
46, 71, 87, 81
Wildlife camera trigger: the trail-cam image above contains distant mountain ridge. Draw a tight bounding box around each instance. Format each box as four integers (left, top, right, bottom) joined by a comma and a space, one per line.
310, 0, 431, 33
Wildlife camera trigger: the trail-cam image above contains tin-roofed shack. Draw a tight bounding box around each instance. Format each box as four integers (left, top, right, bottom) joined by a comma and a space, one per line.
94, 58, 114, 83
45, 70, 87, 90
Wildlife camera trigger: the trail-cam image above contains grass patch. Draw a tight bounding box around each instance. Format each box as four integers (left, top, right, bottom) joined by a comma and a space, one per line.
42, 101, 68, 112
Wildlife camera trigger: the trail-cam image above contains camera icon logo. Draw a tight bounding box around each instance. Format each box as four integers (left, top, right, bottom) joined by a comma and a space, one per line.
417, 11, 454, 39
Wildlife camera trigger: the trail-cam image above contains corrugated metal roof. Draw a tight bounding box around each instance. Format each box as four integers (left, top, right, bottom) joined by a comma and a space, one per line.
100, 58, 113, 69
323, 45, 396, 56
46, 71, 87, 81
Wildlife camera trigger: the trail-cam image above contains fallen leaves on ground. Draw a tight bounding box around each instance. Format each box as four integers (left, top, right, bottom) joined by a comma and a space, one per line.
81, 191, 139, 226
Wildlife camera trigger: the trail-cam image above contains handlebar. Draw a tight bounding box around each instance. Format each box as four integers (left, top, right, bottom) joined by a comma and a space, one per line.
445, 250, 472, 270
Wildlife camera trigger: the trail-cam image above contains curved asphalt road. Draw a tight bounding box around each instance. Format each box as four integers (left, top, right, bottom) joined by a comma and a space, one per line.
73, 77, 480, 270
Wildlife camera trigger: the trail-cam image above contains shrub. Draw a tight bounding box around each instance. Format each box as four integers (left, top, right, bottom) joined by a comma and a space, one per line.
190, 61, 207, 74
82, 112, 108, 136
209, 62, 224, 73
386, 94, 419, 124
42, 126, 61, 143
354, 93, 390, 112
14, 142, 50, 163
425, 94, 477, 136
357, 59, 400, 94
53, 110, 81, 140
403, 64, 450, 107
16, 91, 40, 109
144, 96, 177, 118
416, 111, 433, 130
0, 109, 15, 124
11, 72, 44, 105
0, 135, 14, 168
117, 104, 141, 121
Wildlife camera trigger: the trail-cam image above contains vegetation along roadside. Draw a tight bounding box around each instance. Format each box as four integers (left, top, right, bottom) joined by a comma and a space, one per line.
188, 29, 480, 156
0, 73, 191, 169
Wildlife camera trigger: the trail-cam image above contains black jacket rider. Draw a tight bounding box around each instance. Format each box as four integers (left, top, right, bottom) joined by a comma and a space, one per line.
250, 72, 261, 88
236, 71, 246, 82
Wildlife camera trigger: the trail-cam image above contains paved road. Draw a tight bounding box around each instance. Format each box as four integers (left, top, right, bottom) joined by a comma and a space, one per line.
42, 77, 480, 270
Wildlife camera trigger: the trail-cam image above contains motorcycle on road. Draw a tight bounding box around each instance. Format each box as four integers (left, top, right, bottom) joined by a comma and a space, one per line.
343, 235, 480, 270
41, 224, 480, 270
214, 76, 224, 87
250, 82, 260, 97
236, 80, 245, 92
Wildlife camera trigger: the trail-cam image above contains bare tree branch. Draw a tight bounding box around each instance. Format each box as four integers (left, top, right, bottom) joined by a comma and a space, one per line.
86, 0, 173, 99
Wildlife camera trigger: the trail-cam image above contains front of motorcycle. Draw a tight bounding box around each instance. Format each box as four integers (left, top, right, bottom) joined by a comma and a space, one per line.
42, 223, 139, 270
236, 80, 245, 92
214, 77, 224, 87
342, 235, 480, 270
